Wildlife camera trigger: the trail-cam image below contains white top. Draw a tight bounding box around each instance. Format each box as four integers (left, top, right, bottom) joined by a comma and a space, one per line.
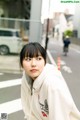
21, 63, 80, 120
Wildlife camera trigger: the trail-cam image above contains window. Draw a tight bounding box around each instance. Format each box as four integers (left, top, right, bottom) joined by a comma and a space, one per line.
0, 30, 13, 36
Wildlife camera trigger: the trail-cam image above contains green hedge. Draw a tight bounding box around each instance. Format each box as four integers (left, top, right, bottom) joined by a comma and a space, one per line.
64, 30, 73, 37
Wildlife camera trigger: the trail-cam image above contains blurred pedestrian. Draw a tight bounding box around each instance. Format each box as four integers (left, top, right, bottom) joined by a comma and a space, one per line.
20, 42, 80, 120
63, 35, 71, 56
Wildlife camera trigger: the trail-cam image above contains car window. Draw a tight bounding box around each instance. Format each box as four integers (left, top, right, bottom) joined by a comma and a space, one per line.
0, 30, 13, 36
15, 31, 20, 37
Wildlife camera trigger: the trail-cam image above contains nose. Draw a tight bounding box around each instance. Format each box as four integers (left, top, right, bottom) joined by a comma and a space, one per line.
31, 58, 36, 66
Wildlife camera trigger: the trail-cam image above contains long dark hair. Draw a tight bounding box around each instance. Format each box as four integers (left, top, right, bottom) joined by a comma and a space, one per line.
20, 42, 47, 67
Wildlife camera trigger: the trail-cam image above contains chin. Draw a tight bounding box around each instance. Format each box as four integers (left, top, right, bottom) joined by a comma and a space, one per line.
31, 75, 38, 80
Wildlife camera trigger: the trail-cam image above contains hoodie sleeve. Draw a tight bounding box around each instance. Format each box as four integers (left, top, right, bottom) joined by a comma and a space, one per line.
47, 71, 80, 120
21, 75, 28, 118
21, 72, 31, 119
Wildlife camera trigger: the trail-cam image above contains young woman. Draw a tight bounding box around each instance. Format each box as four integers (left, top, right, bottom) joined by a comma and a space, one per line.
20, 42, 80, 120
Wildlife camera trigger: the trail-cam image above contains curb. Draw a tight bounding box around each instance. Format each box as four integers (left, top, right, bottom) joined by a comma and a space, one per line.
0, 69, 22, 74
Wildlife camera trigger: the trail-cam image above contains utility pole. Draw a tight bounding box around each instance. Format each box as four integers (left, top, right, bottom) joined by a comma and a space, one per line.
45, 18, 49, 50
45, 0, 50, 51
29, 0, 42, 43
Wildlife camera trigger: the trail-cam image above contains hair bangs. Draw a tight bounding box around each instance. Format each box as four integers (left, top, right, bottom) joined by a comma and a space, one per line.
24, 45, 41, 58
20, 42, 46, 67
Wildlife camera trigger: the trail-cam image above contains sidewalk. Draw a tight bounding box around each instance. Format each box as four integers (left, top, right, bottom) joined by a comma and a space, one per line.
70, 44, 80, 51
0, 55, 22, 73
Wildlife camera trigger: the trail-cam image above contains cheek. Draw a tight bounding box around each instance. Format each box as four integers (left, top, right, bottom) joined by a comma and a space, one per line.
22, 61, 29, 69
39, 61, 45, 70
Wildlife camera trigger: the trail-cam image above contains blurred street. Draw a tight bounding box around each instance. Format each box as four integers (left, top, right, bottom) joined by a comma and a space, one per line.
0, 37, 80, 120
0, 1, 80, 120
45, 36, 80, 111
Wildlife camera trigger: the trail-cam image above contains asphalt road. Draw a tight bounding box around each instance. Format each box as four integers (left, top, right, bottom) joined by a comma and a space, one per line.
0, 72, 25, 120
0, 37, 80, 120
47, 38, 80, 111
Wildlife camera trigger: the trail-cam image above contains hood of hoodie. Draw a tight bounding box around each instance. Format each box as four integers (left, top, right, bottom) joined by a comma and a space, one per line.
22, 63, 57, 92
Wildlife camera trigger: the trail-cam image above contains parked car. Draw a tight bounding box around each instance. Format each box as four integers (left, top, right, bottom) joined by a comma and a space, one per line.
0, 28, 23, 55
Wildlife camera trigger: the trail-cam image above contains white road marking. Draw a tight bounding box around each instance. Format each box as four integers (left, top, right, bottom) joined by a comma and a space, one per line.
0, 99, 22, 115
76, 50, 80, 54
47, 50, 72, 73
61, 60, 66, 65
0, 78, 21, 88
62, 66, 72, 73
0, 79, 22, 116
47, 50, 57, 67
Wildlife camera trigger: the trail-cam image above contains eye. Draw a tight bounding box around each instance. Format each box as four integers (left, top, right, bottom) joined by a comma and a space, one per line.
24, 57, 32, 61
37, 56, 42, 60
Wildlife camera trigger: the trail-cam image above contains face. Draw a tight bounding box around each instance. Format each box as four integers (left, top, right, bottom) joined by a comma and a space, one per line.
22, 55, 45, 80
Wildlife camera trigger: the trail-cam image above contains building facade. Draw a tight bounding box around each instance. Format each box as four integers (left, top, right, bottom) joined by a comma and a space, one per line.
0, 0, 31, 19
73, 4, 80, 38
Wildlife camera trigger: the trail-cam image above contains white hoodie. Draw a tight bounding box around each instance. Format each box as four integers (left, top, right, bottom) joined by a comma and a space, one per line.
21, 63, 80, 120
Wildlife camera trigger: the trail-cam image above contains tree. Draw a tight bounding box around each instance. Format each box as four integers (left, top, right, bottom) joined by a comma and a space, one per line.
64, 30, 73, 37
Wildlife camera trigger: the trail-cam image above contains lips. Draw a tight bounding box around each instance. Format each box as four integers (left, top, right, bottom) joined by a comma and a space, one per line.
30, 69, 38, 73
